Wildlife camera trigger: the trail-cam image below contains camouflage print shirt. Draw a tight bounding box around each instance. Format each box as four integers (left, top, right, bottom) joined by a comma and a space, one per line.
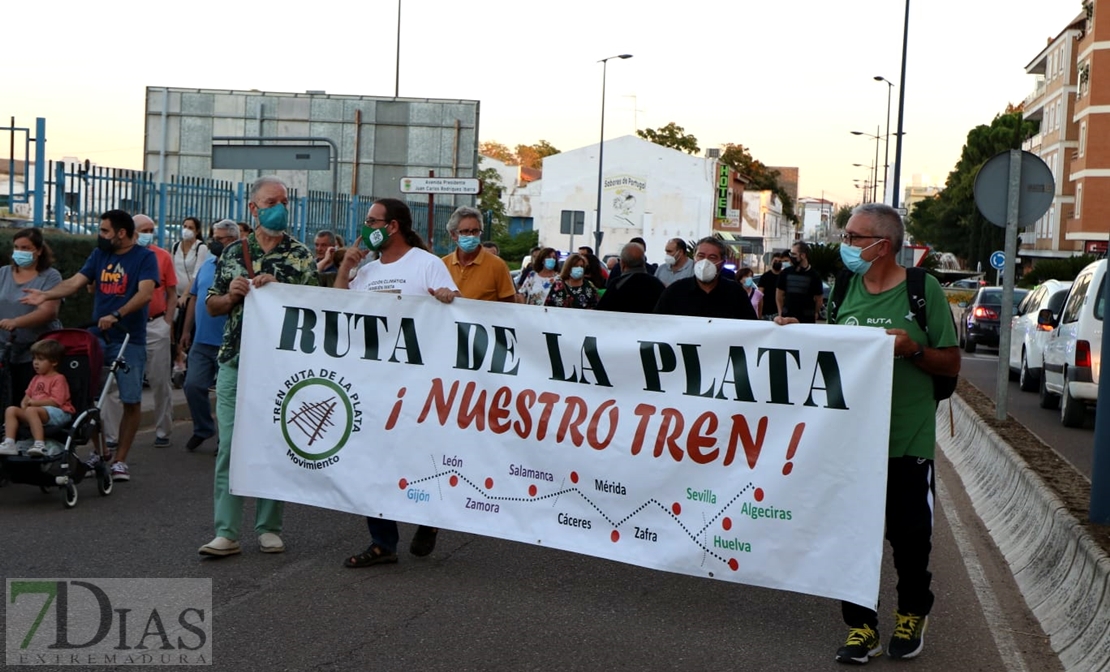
207, 233, 317, 367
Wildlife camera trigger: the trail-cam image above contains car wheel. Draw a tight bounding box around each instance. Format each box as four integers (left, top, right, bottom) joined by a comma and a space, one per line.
1039, 368, 1060, 409
1060, 373, 1086, 427
1019, 350, 1038, 392
963, 335, 977, 354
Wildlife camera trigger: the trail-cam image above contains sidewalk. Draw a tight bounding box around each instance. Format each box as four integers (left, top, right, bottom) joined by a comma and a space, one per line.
137, 383, 199, 431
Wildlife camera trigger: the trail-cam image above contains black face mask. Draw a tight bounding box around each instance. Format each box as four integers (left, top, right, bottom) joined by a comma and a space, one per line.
97, 235, 116, 255
772, 261, 782, 272
790, 255, 801, 266
208, 241, 225, 258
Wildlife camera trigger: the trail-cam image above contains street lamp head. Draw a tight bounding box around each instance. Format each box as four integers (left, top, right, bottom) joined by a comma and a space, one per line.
850, 130, 866, 136
619, 54, 633, 59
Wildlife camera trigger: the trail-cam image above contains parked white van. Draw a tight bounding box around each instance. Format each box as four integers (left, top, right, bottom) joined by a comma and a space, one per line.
1039, 259, 1105, 427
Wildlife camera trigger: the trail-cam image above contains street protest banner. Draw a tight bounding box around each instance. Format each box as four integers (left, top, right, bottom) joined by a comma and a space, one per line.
230, 284, 893, 608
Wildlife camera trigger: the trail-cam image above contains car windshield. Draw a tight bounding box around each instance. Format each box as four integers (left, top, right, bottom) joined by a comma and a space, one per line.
1047, 289, 1070, 314
979, 289, 1028, 308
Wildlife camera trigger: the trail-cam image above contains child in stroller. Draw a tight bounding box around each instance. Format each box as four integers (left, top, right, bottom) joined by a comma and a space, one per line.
0, 328, 124, 508
0, 338, 75, 457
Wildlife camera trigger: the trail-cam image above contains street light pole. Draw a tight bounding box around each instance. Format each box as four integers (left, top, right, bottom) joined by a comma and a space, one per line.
394, 0, 401, 97
595, 54, 633, 254
875, 76, 894, 204
851, 130, 882, 204
892, 0, 910, 210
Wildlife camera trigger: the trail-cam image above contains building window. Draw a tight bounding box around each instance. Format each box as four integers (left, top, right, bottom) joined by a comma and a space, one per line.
1080, 121, 1087, 157
1080, 62, 1090, 96
1076, 183, 1083, 218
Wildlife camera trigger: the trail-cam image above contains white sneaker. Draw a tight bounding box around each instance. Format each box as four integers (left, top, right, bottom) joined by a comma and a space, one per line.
258, 532, 285, 553
27, 442, 46, 458
198, 536, 241, 557
0, 439, 17, 456
110, 462, 130, 481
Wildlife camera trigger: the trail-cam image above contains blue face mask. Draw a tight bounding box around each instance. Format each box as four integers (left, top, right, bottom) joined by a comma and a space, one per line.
569, 266, 585, 280
544, 258, 556, 270
12, 251, 34, 268
256, 203, 289, 232
457, 235, 481, 253
840, 239, 883, 275
743, 277, 755, 289
137, 233, 154, 247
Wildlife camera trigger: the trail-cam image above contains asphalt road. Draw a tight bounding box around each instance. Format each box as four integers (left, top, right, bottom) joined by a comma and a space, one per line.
958, 346, 1097, 479
0, 418, 1065, 672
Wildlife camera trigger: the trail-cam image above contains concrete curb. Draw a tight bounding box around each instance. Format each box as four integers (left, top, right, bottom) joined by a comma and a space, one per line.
938, 394, 1110, 671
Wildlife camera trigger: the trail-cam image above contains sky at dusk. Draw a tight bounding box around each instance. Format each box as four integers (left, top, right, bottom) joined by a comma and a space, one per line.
5, 0, 1084, 207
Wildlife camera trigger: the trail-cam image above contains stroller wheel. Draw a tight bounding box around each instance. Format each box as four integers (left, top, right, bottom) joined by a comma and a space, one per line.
63, 481, 78, 509
96, 464, 113, 496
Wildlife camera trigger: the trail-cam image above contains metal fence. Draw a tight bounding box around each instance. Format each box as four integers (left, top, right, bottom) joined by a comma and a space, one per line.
37, 162, 462, 255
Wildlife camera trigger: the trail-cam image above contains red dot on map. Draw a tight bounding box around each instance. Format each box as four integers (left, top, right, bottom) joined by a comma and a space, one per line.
728, 558, 739, 571
449, 475, 458, 487
610, 530, 620, 543
672, 502, 682, 515
754, 488, 764, 502
722, 517, 732, 531
782, 462, 794, 476
529, 484, 537, 497
398, 478, 408, 490
570, 471, 579, 484
485, 477, 494, 489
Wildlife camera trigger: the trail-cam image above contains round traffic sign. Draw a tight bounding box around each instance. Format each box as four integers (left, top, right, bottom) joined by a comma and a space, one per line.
973, 150, 1055, 228
990, 250, 1005, 270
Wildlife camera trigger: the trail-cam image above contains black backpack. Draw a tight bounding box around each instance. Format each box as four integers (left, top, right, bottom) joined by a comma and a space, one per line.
827, 267, 958, 402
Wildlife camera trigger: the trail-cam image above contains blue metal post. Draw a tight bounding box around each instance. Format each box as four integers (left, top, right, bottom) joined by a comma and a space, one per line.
54, 162, 65, 229
235, 182, 245, 222
1090, 265, 1110, 523
32, 118, 46, 226
158, 182, 168, 246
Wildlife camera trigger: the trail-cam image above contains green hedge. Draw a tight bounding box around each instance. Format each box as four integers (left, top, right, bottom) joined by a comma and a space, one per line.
0, 227, 97, 328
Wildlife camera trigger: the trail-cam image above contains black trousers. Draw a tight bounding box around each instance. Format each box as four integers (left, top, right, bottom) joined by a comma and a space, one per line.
842, 456, 936, 628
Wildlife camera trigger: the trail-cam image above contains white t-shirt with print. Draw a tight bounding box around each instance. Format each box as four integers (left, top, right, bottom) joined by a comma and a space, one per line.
348, 247, 458, 295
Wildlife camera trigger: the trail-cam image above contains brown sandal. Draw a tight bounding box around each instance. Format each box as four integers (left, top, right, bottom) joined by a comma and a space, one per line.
343, 544, 398, 568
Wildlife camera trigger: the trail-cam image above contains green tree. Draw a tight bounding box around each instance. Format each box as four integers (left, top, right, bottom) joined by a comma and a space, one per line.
480, 141, 516, 165
834, 204, 853, 229
806, 242, 843, 281
905, 109, 1037, 272
719, 143, 798, 225
636, 122, 700, 155
515, 140, 561, 169
477, 166, 507, 236
492, 229, 539, 269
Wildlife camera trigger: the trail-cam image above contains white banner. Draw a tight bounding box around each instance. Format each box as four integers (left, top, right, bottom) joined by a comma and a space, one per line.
231, 285, 893, 607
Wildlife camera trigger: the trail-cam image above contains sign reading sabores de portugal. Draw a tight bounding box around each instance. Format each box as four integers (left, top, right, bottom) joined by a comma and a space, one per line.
231, 285, 894, 609
400, 177, 481, 195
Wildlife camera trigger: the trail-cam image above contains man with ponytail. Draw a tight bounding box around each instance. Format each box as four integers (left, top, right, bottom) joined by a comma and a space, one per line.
337, 198, 459, 568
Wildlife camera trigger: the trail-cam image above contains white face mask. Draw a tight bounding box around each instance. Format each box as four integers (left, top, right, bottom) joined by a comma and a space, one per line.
694, 259, 718, 283
182, 228, 196, 241
663, 254, 677, 267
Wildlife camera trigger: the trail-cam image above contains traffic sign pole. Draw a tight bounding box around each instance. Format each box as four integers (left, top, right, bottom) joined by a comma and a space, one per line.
996, 151, 1021, 422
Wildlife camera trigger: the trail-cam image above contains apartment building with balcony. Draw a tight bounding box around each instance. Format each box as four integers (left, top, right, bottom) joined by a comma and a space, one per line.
1022, 11, 1085, 258
1069, 1, 1110, 256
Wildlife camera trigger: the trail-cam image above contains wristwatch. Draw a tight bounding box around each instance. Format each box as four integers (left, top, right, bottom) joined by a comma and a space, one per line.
110, 310, 122, 320
910, 347, 925, 361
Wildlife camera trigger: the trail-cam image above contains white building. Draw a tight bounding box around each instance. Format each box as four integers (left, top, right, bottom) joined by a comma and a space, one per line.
742, 191, 792, 268
479, 155, 541, 236
798, 197, 836, 243
538, 135, 718, 257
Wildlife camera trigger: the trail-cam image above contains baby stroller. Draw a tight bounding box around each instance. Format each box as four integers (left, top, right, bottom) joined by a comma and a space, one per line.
0, 328, 127, 508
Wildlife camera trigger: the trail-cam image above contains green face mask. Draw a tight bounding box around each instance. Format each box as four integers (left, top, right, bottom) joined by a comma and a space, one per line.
362, 224, 390, 251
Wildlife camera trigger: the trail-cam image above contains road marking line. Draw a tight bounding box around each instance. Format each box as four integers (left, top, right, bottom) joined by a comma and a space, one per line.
936, 476, 1030, 672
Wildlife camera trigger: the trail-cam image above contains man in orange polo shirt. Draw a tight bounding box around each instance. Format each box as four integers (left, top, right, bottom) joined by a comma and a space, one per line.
103, 214, 178, 451
440, 206, 516, 302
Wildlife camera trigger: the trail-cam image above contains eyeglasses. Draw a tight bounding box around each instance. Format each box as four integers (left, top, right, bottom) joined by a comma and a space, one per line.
365, 217, 392, 226
457, 228, 483, 236
841, 232, 886, 246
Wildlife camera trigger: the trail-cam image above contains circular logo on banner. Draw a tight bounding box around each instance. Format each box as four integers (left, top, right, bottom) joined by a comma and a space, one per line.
275, 375, 361, 470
